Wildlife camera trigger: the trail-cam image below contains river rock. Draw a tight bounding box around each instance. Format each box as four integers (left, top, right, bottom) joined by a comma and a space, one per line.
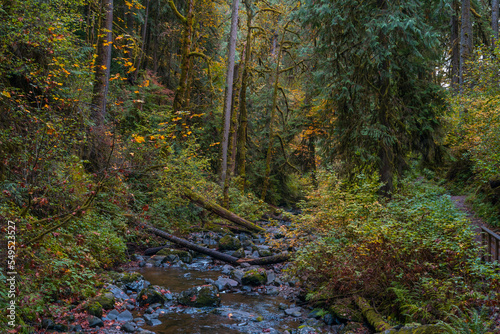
95, 292, 115, 310
88, 315, 104, 328
108, 285, 129, 300
117, 310, 134, 322
241, 268, 267, 286
105, 309, 120, 320
232, 248, 245, 258
218, 235, 241, 251
298, 325, 319, 334
121, 322, 137, 333
86, 301, 102, 318
221, 264, 235, 275
214, 277, 239, 290
285, 307, 302, 317
266, 270, 276, 284
134, 317, 146, 326
157, 248, 193, 263
138, 285, 168, 306
178, 285, 221, 307
265, 286, 279, 296
323, 313, 336, 325
231, 269, 245, 283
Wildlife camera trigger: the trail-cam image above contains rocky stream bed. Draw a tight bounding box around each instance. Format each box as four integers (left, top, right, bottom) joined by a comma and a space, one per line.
40, 221, 375, 334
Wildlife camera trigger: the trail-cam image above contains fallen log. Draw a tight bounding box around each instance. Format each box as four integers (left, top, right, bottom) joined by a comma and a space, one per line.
354, 296, 391, 332
183, 187, 266, 233
144, 245, 170, 256
238, 252, 290, 265
147, 225, 239, 264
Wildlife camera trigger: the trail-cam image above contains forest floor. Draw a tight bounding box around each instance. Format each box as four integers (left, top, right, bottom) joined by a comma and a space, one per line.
450, 195, 485, 242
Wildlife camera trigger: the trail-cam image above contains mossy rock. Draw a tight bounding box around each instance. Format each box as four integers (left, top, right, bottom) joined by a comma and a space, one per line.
137, 285, 167, 307
156, 249, 193, 263
218, 235, 241, 251
120, 272, 144, 284
86, 301, 103, 318
232, 248, 245, 258
329, 298, 363, 323
241, 268, 267, 286
178, 285, 221, 307
95, 292, 115, 310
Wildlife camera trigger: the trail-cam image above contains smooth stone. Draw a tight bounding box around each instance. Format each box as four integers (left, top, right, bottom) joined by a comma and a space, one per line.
121, 322, 137, 333
117, 310, 134, 322
106, 309, 120, 320
146, 318, 162, 326
88, 315, 104, 328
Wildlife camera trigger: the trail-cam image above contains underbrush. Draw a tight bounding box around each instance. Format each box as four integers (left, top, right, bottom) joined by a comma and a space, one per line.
288, 171, 499, 329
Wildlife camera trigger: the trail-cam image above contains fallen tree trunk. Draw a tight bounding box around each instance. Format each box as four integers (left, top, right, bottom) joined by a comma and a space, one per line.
238, 252, 290, 265
183, 187, 265, 233
354, 296, 391, 332
144, 245, 169, 256
147, 225, 239, 264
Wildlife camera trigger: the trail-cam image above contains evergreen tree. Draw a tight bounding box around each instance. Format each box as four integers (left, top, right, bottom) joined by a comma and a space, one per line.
298, 0, 448, 195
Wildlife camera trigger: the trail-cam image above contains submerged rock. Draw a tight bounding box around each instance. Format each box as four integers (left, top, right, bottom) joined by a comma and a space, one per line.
242, 268, 267, 286
157, 248, 193, 263
178, 285, 221, 307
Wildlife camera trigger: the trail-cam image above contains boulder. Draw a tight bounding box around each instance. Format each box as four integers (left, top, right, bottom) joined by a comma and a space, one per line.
241, 268, 267, 286
86, 301, 103, 318
137, 285, 168, 307
218, 235, 241, 251
116, 310, 134, 322
88, 315, 104, 328
178, 285, 221, 307
121, 322, 137, 333
95, 292, 115, 310
214, 277, 239, 290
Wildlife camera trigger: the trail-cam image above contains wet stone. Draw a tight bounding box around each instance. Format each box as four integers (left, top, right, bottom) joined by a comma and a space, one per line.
137, 285, 167, 306
146, 318, 162, 326
178, 285, 221, 307
134, 317, 146, 327
125, 303, 135, 311
285, 307, 302, 317
106, 309, 119, 320
88, 315, 104, 328
221, 264, 234, 275
121, 322, 137, 333
323, 313, 336, 325
117, 310, 134, 322
298, 325, 319, 334
107, 285, 129, 300
265, 286, 280, 296
214, 277, 239, 291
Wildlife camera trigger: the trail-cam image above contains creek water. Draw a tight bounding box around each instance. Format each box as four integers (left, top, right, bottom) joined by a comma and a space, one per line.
135, 264, 302, 334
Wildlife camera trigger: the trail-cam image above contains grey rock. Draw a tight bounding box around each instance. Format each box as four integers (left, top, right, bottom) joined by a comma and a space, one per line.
285, 307, 302, 317
88, 315, 104, 328
133, 254, 145, 262
266, 270, 276, 284
134, 317, 146, 327
232, 269, 245, 283
117, 310, 134, 322
145, 318, 162, 326
106, 309, 120, 320
221, 264, 234, 275
121, 322, 137, 333
108, 285, 129, 300
298, 325, 319, 334
53, 323, 68, 332
126, 303, 135, 311
214, 277, 239, 290
178, 285, 221, 307
265, 286, 279, 296
323, 313, 335, 325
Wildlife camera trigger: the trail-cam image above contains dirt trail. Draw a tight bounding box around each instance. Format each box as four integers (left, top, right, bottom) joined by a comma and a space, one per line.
450, 195, 484, 242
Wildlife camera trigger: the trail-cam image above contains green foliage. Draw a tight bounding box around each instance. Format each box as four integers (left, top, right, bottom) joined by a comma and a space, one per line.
437, 307, 495, 334
288, 171, 499, 324
297, 0, 448, 187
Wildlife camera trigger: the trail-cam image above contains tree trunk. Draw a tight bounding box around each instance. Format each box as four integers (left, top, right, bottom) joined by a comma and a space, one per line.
147, 225, 240, 264
451, 0, 460, 92
132, 0, 150, 83
354, 296, 392, 332
170, 0, 194, 111
221, 0, 240, 201
236, 0, 254, 192
460, 0, 472, 93
237, 252, 289, 265
261, 24, 287, 201
91, 0, 113, 125
183, 187, 265, 232
493, 0, 499, 45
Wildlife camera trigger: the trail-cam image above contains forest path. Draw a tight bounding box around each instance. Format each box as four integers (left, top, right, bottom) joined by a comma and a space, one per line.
450, 195, 484, 243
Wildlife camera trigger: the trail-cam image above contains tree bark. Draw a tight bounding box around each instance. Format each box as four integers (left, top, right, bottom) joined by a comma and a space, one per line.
221, 0, 240, 201
237, 252, 289, 265
493, 0, 499, 45
91, 0, 113, 125
460, 0, 473, 93
236, 0, 254, 192
170, 0, 194, 111
354, 296, 392, 332
132, 0, 150, 83
183, 187, 265, 232
451, 0, 460, 92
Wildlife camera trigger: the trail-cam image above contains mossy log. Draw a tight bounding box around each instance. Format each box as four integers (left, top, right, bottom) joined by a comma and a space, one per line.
183, 187, 265, 233
354, 295, 392, 332
148, 225, 239, 264
237, 252, 289, 265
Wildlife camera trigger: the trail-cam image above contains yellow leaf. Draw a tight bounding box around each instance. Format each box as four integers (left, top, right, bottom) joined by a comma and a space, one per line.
134, 91, 139, 94
1, 91, 11, 98
135, 136, 145, 143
